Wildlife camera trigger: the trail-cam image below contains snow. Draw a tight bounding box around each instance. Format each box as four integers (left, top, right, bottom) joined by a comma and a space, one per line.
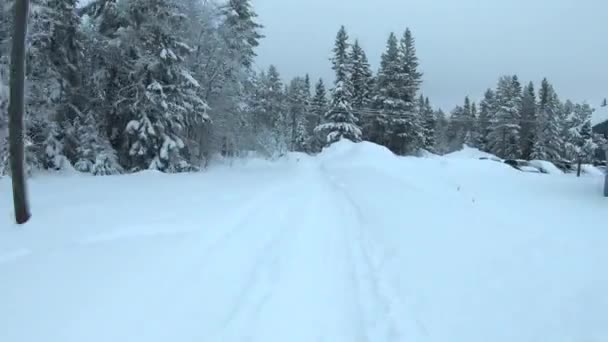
181, 69, 201, 88
581, 164, 605, 177
1, 140, 607, 342
592, 106, 608, 126
446, 145, 503, 161
529, 159, 564, 174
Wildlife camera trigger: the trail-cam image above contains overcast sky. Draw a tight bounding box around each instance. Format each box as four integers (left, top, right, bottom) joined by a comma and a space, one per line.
253, 0, 607, 110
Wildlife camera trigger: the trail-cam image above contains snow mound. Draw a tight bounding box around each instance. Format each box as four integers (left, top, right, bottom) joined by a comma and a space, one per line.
528, 160, 564, 175
581, 164, 605, 176
445, 145, 502, 161
592, 106, 608, 126
319, 139, 396, 166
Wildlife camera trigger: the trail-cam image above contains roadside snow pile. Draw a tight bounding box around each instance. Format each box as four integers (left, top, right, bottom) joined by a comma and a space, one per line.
446, 145, 502, 161
528, 160, 564, 175
319, 139, 396, 167
582, 164, 605, 176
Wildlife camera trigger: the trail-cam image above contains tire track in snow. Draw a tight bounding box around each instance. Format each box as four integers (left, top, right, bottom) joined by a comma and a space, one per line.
320, 162, 422, 342
209, 177, 316, 341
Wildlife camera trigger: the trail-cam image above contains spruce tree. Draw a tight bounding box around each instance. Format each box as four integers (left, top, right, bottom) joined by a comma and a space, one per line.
286, 77, 309, 152
309, 78, 328, 152
399, 28, 423, 113
434, 109, 449, 153
394, 28, 424, 154
477, 89, 496, 151
531, 78, 563, 161
520, 82, 537, 159
464, 101, 479, 147
419, 96, 436, 151
219, 0, 263, 69
602, 98, 607, 107
315, 26, 361, 145
371, 32, 401, 147
121, 0, 209, 172
350, 40, 373, 111
487, 75, 522, 159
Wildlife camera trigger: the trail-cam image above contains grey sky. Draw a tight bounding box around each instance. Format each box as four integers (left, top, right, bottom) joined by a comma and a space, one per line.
253, 0, 607, 111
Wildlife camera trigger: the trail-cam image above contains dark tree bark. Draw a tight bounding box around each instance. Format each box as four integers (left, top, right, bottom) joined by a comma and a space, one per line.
8, 0, 31, 224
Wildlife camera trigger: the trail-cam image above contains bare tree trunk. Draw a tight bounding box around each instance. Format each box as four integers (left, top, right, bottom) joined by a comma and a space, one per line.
577, 159, 582, 177
8, 0, 31, 224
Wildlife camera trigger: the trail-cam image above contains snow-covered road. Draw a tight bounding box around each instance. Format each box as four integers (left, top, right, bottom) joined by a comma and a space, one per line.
1, 141, 607, 342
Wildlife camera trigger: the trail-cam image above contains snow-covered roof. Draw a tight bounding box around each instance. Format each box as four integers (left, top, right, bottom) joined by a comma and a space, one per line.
592, 106, 608, 126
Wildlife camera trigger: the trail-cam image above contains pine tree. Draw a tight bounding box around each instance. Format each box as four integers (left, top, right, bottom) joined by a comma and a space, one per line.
119, 0, 209, 172
565, 103, 597, 175
371, 32, 401, 147
219, 0, 263, 69
308, 78, 328, 152
434, 109, 449, 153
392, 28, 424, 154
520, 82, 537, 159
286, 77, 310, 152
315, 26, 361, 145
350, 40, 373, 110
487, 75, 522, 159
419, 96, 436, 151
531, 78, 563, 161
464, 101, 479, 147
399, 28, 423, 113
602, 98, 607, 107
477, 89, 496, 151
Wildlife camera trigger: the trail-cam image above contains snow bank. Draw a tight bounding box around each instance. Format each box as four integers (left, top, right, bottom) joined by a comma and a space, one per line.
319, 139, 396, 167
528, 160, 564, 175
581, 164, 605, 176
445, 145, 502, 161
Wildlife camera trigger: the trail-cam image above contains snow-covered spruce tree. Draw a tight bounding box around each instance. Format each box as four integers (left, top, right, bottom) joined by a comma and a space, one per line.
286, 77, 310, 152
565, 103, 596, 175
308, 78, 328, 152
248, 65, 289, 156
560, 100, 580, 161
446, 104, 466, 151
434, 109, 449, 154
22, 0, 86, 171
370, 32, 401, 148
400, 28, 422, 114
477, 88, 496, 151
520, 82, 537, 159
350, 39, 373, 111
219, 0, 263, 70
464, 101, 479, 148
115, 0, 209, 172
389, 28, 424, 154
531, 78, 563, 161
73, 112, 122, 175
487, 75, 523, 159
315, 26, 361, 145
418, 95, 436, 151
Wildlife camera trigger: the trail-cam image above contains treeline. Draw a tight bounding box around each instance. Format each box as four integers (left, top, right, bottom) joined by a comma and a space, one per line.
0, 0, 264, 175
439, 77, 602, 165
0, 0, 603, 176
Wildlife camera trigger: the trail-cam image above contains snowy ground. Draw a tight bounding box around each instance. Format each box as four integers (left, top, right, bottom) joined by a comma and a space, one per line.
1, 141, 607, 342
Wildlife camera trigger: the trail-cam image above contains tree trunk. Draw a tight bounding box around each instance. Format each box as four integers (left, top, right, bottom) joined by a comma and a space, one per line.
8, 0, 31, 224
577, 159, 582, 177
